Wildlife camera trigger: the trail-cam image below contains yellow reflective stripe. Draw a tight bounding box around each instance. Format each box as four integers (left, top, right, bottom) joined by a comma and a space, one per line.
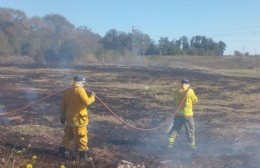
187, 142, 195, 148
168, 137, 175, 144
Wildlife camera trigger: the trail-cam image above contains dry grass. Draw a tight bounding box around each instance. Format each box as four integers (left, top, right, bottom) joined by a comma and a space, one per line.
7, 125, 61, 138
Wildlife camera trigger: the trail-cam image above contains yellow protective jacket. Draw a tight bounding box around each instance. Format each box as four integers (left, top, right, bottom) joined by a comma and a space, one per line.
61, 83, 95, 127
174, 86, 198, 117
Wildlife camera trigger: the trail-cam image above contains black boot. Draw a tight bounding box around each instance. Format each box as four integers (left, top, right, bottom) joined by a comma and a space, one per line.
79, 151, 92, 162
58, 147, 66, 159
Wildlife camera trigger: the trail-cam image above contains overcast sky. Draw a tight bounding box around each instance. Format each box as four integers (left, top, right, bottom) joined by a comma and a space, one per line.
1, 0, 260, 55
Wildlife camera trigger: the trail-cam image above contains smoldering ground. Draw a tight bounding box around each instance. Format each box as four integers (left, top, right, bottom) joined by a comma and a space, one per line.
0, 57, 259, 168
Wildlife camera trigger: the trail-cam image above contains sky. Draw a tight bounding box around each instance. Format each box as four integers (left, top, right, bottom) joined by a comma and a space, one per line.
1, 0, 260, 55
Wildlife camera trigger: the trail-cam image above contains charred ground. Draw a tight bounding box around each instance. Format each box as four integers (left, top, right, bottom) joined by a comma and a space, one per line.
0, 56, 259, 168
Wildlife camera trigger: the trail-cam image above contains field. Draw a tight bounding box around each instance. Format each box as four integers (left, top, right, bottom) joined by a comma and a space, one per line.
0, 56, 259, 168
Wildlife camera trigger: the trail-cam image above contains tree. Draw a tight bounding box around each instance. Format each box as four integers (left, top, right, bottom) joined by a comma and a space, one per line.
172, 39, 181, 55
59, 40, 80, 64
102, 29, 118, 50
0, 31, 11, 55
215, 41, 226, 56
145, 40, 159, 55
234, 50, 243, 56
0, 8, 30, 55
76, 26, 102, 59
189, 36, 226, 56
131, 29, 150, 56
158, 37, 172, 55
0, 7, 230, 64
21, 41, 32, 56
43, 14, 75, 40
179, 36, 189, 53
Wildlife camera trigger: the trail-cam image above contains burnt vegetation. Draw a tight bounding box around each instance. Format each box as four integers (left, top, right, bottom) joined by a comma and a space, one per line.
0, 57, 259, 167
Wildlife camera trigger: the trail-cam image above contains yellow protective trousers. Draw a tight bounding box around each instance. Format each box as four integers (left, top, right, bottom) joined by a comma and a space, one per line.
61, 125, 88, 152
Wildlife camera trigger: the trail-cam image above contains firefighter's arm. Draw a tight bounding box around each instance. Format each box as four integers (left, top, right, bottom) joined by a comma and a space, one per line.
79, 88, 95, 106
60, 97, 66, 124
190, 89, 198, 104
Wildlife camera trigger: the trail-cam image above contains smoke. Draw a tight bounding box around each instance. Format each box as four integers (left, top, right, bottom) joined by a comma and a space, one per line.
101, 55, 147, 67
24, 87, 39, 102
0, 104, 9, 124
0, 104, 5, 113
142, 118, 260, 168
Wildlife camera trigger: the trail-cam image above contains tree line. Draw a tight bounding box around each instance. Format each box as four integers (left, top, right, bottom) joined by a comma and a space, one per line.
0, 8, 227, 64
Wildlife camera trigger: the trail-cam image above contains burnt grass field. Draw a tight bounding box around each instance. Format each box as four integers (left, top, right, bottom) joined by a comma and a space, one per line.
0, 56, 259, 168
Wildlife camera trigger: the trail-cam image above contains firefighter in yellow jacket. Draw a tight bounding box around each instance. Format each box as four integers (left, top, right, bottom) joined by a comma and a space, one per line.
168, 79, 198, 149
58, 75, 95, 161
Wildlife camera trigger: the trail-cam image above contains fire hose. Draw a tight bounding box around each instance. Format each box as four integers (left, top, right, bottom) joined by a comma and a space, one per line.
0, 86, 188, 131
0, 87, 71, 118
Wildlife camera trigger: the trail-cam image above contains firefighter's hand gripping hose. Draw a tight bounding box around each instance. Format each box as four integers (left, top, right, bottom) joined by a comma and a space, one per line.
0, 86, 188, 131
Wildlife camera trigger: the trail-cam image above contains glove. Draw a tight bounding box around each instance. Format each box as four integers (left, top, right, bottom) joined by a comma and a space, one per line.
60, 118, 65, 124
91, 91, 96, 97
